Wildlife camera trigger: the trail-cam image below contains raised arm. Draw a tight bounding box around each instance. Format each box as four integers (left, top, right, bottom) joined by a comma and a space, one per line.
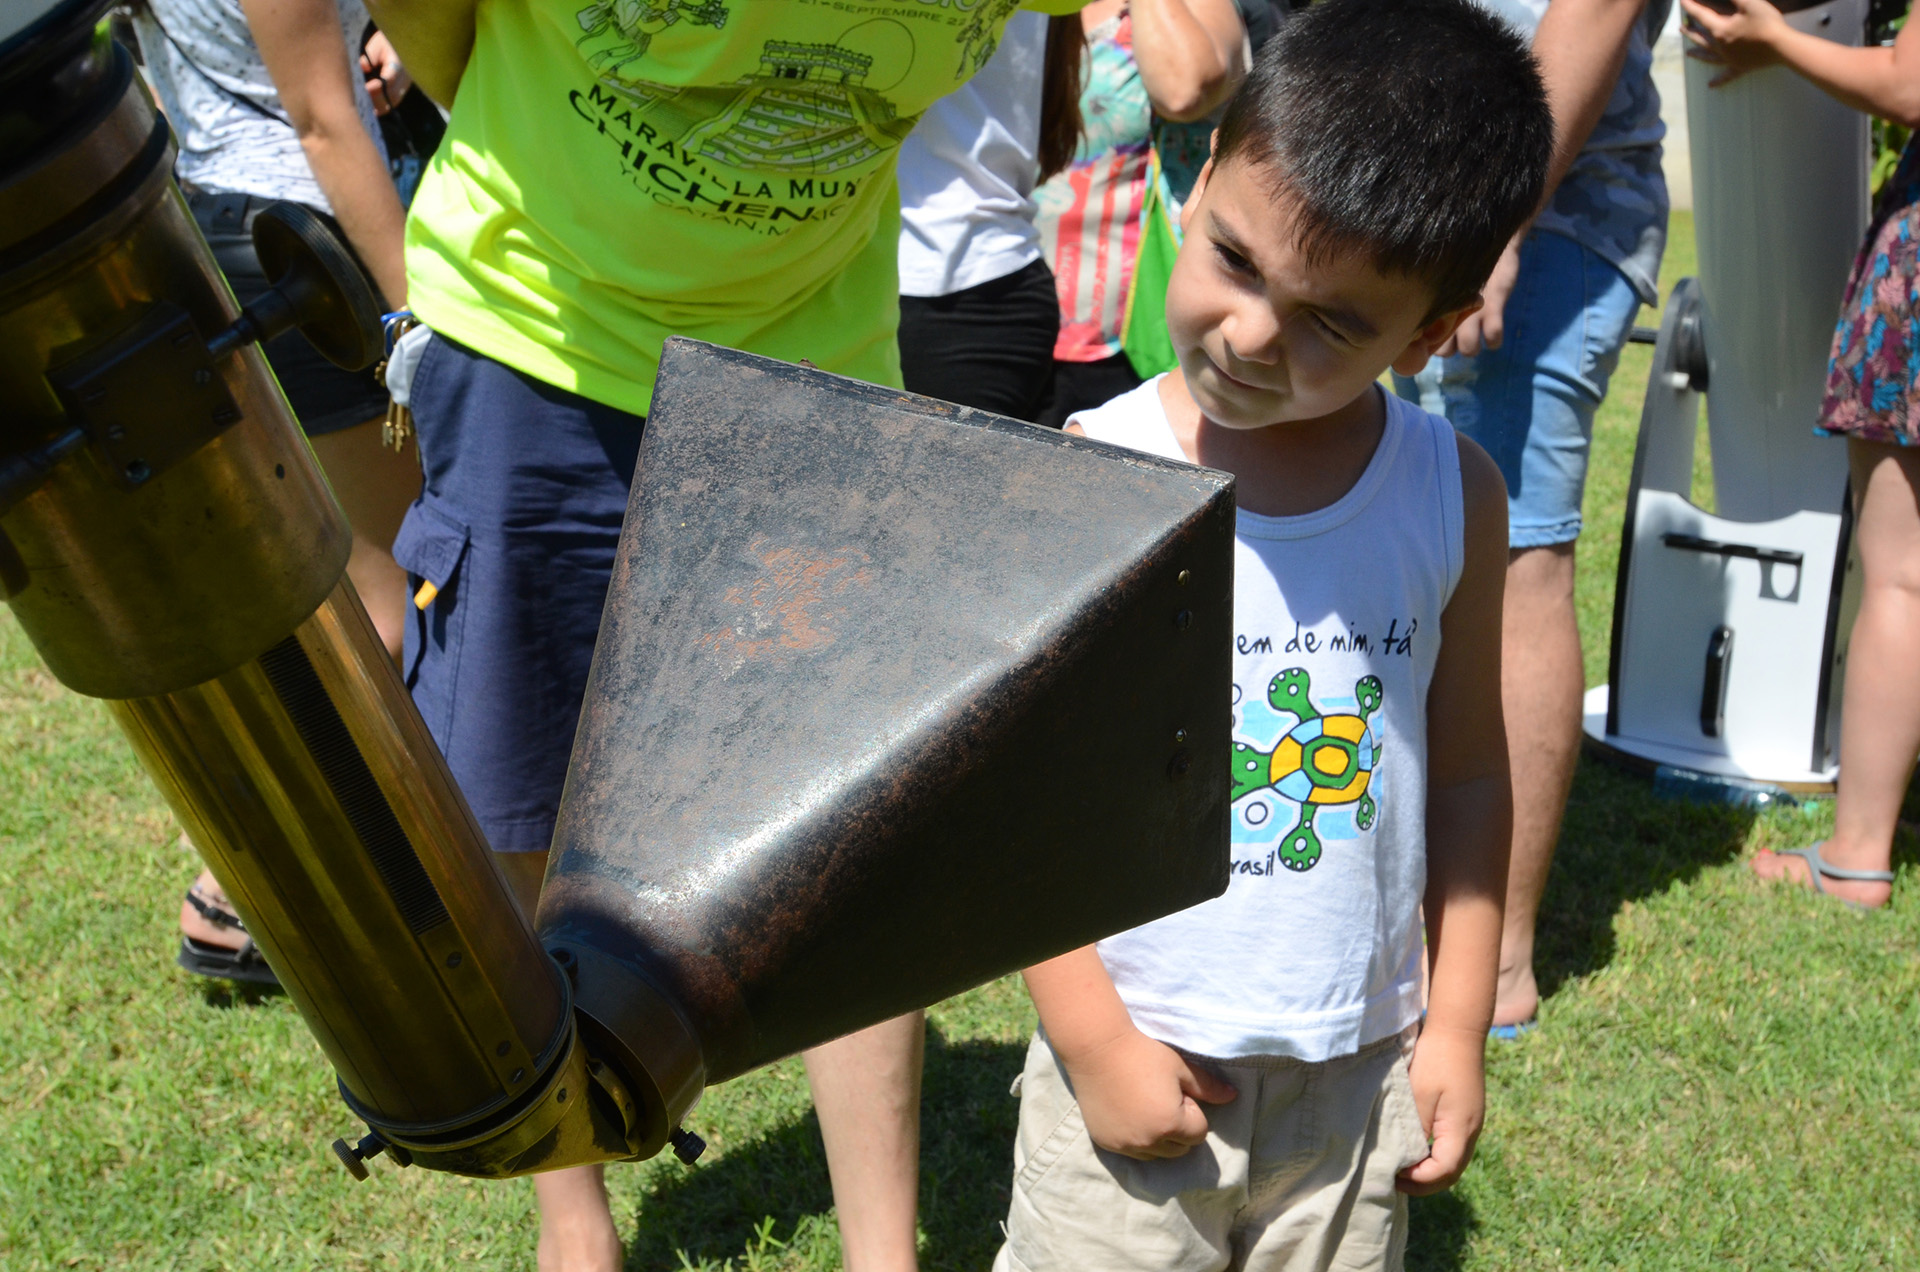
1399, 434, 1512, 1196
1129, 0, 1248, 123
363, 0, 476, 108
243, 0, 408, 307
1680, 0, 1920, 126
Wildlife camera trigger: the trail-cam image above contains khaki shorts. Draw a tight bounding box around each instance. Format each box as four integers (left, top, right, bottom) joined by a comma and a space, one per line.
992, 1029, 1429, 1272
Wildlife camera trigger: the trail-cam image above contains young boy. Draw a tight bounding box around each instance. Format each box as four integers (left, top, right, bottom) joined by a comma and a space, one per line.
993, 2, 1551, 1267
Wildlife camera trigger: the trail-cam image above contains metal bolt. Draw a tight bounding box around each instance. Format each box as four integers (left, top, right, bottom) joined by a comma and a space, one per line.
556, 1088, 568, 1104
670, 1126, 707, 1165
1177, 569, 1191, 587
125, 460, 150, 483
1167, 750, 1192, 779
1174, 609, 1192, 630
511, 1067, 526, 1084
274, 464, 285, 479
105, 424, 125, 441
496, 1041, 512, 1058
1174, 729, 1188, 744
193, 368, 211, 386
445, 951, 463, 968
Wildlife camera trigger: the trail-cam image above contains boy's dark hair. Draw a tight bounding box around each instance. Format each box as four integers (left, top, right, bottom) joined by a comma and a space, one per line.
1213, 0, 1553, 318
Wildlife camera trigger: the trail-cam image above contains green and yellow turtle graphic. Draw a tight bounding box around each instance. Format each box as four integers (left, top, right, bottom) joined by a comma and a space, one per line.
1231, 668, 1382, 872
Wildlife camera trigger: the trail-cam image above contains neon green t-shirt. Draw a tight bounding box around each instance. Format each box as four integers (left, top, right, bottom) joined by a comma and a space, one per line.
406, 0, 1072, 416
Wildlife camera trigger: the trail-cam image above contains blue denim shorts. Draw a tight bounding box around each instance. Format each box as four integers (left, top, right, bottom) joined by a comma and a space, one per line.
1395, 230, 1642, 549
391, 335, 643, 853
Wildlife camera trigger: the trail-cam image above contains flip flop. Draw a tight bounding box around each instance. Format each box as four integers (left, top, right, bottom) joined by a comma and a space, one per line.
1766, 842, 1894, 913
1489, 1019, 1536, 1042
177, 883, 280, 987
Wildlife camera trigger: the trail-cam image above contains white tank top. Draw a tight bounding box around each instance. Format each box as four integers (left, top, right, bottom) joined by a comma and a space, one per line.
1078, 378, 1466, 1062
132, 0, 385, 215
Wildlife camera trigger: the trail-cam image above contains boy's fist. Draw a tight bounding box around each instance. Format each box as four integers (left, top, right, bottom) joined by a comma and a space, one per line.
1064, 1028, 1237, 1160
1396, 1024, 1487, 1196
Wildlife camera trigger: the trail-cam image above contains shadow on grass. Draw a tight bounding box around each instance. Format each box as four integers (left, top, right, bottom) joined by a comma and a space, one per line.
195, 977, 283, 1009
625, 1030, 1026, 1272
1408, 1190, 1476, 1272
1534, 754, 1760, 1003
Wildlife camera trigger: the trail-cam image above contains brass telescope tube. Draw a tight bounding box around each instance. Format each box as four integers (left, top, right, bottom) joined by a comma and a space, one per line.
0, 3, 657, 1177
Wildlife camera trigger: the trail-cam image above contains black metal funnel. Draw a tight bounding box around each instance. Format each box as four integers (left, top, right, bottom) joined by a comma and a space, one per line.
541, 340, 1235, 1116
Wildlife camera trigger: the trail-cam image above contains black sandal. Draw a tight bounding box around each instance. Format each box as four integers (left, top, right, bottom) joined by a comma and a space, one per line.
178, 883, 280, 987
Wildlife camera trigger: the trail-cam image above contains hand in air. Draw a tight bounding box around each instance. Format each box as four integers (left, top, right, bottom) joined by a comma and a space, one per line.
1679, 0, 1790, 87
1066, 1028, 1237, 1160
360, 31, 414, 115
1439, 234, 1522, 357
1395, 1024, 1487, 1196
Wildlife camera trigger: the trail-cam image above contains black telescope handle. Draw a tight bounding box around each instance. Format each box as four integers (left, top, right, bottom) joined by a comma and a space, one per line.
206, 202, 384, 370
0, 426, 86, 518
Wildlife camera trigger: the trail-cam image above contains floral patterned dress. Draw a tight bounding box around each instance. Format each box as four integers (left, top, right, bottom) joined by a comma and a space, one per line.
1819, 140, 1920, 444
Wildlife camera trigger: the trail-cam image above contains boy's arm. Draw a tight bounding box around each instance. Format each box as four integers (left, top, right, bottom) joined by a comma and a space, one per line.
364, 0, 476, 108
1398, 435, 1512, 1197
1023, 946, 1236, 1160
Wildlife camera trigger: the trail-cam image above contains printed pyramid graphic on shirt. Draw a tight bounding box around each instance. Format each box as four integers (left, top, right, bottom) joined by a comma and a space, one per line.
573, 16, 957, 174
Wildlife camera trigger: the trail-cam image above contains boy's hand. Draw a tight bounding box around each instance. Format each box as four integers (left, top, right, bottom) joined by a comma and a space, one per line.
1395, 1024, 1487, 1196
1062, 1028, 1237, 1160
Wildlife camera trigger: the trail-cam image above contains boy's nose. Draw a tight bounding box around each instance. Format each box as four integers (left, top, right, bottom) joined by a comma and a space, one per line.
1225, 306, 1285, 365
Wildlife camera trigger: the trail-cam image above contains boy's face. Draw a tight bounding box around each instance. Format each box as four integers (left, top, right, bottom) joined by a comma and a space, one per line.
1166, 155, 1478, 432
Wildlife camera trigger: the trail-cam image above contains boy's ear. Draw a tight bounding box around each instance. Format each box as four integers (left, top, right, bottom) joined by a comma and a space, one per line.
1389, 298, 1483, 377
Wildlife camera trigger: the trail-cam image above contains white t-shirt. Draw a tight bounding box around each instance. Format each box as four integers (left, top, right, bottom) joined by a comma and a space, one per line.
1077, 379, 1465, 1063
896, 9, 1048, 298
132, 0, 385, 215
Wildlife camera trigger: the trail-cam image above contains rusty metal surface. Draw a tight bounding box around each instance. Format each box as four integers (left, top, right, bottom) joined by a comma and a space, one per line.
545, 339, 1235, 1084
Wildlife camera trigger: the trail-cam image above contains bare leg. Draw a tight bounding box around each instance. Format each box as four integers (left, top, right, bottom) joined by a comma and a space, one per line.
180, 868, 246, 951
804, 1013, 926, 1272
1493, 541, 1582, 1028
308, 418, 421, 661
498, 848, 624, 1271
1752, 440, 1919, 909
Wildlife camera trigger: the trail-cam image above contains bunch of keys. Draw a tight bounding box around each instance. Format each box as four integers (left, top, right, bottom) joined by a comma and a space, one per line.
376, 311, 422, 452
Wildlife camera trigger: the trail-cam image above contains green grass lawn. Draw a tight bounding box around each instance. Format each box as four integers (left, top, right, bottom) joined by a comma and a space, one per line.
4, 210, 1918, 1270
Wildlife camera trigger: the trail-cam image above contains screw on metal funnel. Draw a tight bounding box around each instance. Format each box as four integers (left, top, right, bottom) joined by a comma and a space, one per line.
541, 339, 1236, 1108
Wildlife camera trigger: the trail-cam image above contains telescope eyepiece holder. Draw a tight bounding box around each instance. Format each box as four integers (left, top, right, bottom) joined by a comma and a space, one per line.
0, 201, 382, 523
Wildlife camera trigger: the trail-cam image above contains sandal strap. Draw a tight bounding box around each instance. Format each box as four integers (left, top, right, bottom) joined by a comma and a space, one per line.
1789, 843, 1896, 888
184, 884, 247, 931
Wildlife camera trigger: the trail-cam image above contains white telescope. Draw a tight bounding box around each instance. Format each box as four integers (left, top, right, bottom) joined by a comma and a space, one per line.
1586, 0, 1869, 795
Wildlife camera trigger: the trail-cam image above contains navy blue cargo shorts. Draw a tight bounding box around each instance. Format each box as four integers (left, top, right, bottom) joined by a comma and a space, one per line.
392, 334, 644, 853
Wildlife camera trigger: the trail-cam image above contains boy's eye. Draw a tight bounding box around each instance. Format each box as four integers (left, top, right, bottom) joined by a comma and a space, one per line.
1307, 311, 1352, 345
1213, 242, 1255, 276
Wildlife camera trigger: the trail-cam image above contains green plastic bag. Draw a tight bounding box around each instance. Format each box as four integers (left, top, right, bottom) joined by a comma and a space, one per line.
1119, 149, 1182, 380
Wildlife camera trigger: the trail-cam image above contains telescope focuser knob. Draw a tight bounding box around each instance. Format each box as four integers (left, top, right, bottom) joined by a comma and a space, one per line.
331, 1129, 409, 1181
668, 1126, 706, 1165
0, 426, 85, 519
204, 202, 384, 371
